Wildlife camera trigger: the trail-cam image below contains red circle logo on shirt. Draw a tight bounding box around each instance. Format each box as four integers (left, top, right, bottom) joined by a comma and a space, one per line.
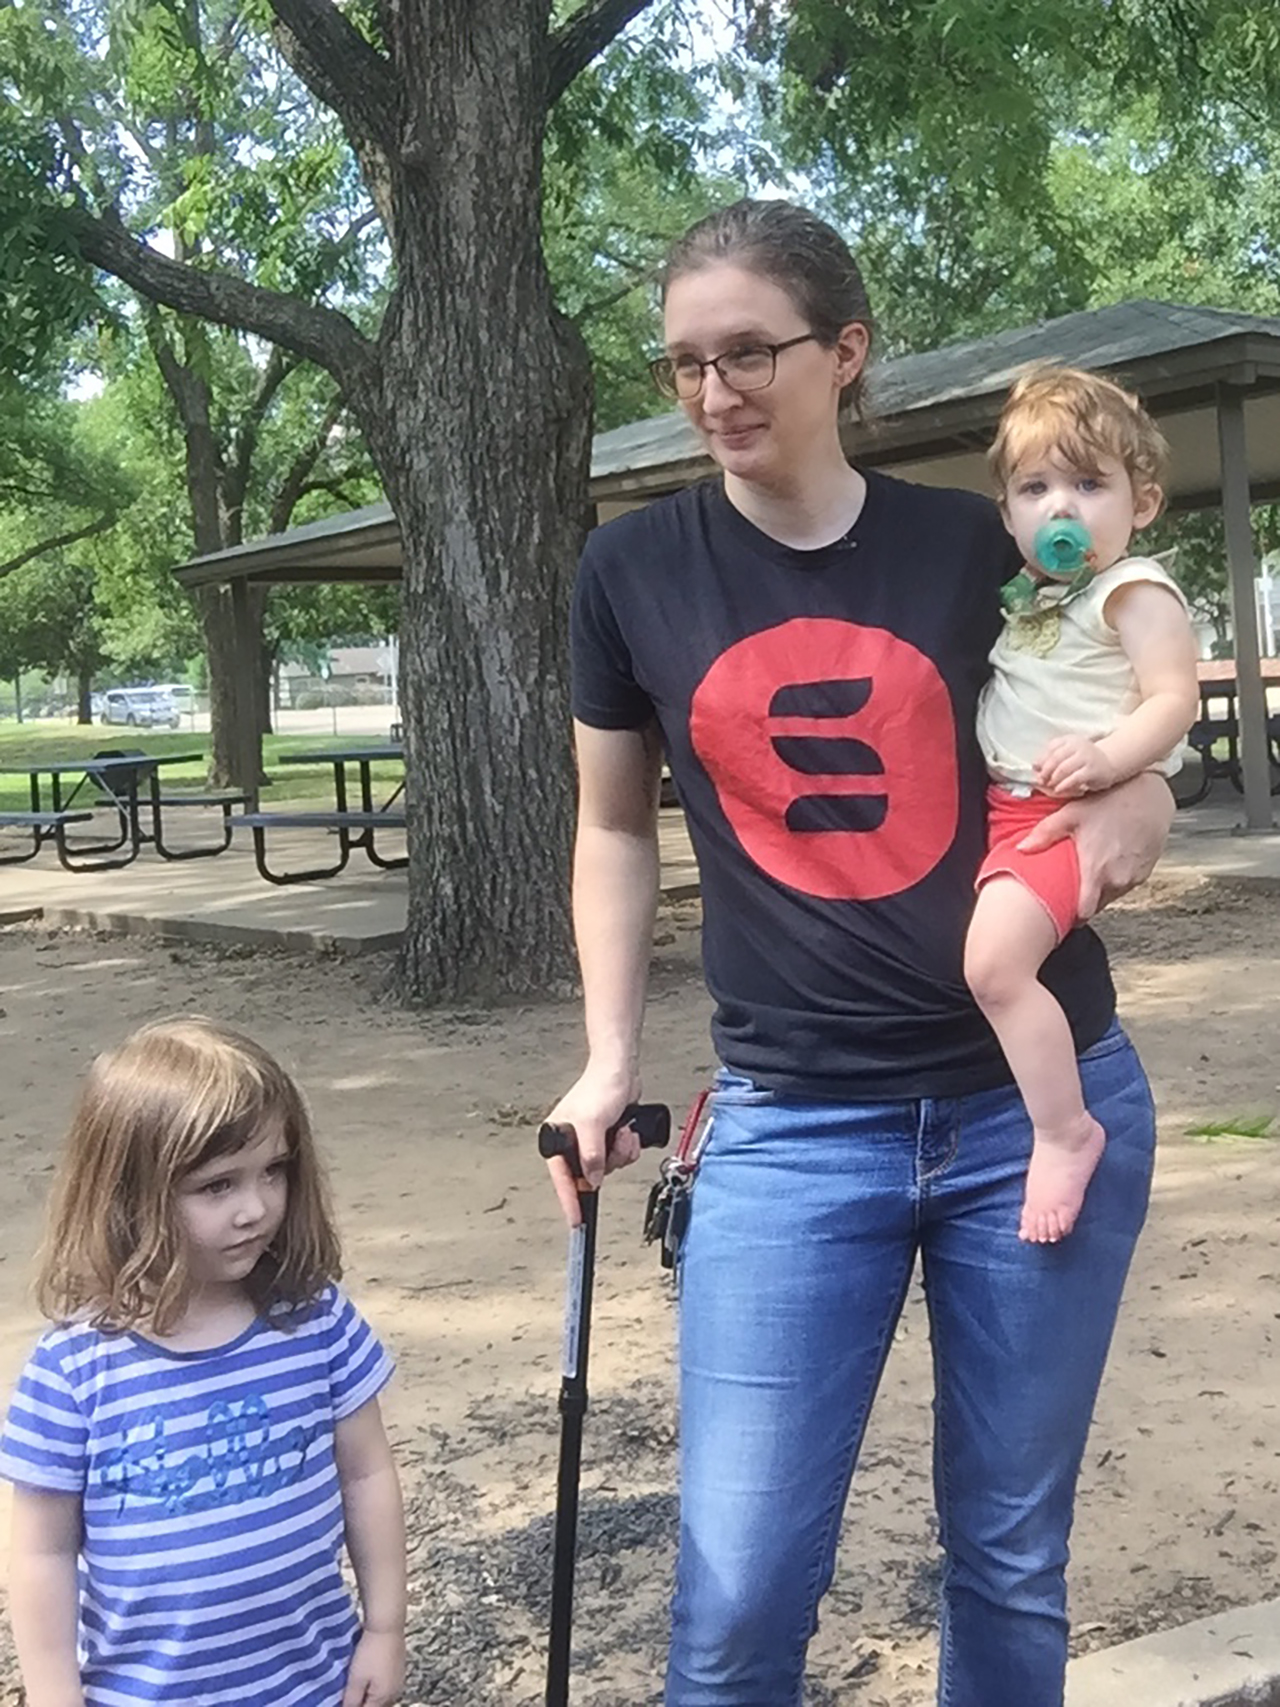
689, 618, 959, 900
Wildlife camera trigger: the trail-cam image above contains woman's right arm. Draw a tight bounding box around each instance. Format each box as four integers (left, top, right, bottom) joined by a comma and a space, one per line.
9, 1485, 84, 1707
545, 717, 664, 1225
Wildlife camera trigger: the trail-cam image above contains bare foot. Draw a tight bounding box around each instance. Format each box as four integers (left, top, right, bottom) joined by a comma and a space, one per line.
1019, 1114, 1106, 1243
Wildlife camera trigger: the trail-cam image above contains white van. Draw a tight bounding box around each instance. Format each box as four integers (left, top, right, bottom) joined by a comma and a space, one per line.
151, 683, 196, 719
100, 687, 180, 729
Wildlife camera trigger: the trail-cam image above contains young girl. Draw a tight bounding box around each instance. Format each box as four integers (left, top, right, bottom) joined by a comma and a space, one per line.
969, 366, 1199, 1244
0, 1018, 406, 1707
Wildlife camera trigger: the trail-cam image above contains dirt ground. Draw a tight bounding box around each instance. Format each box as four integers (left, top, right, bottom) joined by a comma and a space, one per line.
0, 870, 1277, 1705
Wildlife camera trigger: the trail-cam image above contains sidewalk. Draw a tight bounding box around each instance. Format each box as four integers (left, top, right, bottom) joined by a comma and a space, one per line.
1165, 796, 1280, 886
3, 795, 1275, 957
0, 810, 700, 954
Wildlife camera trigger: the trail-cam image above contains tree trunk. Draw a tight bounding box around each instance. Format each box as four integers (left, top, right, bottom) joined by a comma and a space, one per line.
356, 9, 588, 1000
77, 670, 93, 724
151, 318, 268, 793
373, 356, 587, 998
201, 587, 246, 787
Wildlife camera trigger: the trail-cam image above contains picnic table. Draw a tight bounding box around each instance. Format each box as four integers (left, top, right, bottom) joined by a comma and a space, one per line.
0, 750, 247, 870
1176, 661, 1280, 806
234, 744, 407, 885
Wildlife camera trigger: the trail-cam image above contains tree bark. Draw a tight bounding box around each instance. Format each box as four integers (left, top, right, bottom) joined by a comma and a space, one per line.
258, 625, 276, 738
344, 3, 590, 1000
200, 586, 244, 781
367, 318, 588, 996
144, 310, 272, 790
77, 670, 93, 724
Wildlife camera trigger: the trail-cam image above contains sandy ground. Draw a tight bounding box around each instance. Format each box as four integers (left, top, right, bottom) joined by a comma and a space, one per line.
0, 871, 1277, 1705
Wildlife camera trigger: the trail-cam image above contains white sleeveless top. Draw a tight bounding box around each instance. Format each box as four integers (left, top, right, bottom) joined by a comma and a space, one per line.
977, 554, 1189, 790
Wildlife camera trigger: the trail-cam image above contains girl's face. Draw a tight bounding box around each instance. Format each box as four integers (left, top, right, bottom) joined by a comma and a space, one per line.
1003, 448, 1161, 574
661, 262, 869, 490
174, 1124, 290, 1292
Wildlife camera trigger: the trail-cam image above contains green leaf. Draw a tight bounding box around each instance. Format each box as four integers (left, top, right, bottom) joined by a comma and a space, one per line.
1186, 1116, 1278, 1142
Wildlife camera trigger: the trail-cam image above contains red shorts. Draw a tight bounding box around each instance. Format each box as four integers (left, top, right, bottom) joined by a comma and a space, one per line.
976, 786, 1081, 943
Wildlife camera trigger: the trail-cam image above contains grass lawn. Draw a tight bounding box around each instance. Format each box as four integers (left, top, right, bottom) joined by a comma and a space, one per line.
0, 722, 404, 813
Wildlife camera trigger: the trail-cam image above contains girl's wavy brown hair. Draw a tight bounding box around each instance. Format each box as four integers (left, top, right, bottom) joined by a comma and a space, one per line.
37, 1018, 342, 1335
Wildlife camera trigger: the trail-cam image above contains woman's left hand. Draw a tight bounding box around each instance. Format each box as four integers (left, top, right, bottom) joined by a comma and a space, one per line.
1016, 770, 1174, 917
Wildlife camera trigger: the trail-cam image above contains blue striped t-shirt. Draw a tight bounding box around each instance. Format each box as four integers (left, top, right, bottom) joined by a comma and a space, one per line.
0, 1285, 393, 1707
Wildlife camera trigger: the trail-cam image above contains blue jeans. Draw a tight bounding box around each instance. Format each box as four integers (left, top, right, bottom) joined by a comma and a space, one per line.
667, 1022, 1155, 1707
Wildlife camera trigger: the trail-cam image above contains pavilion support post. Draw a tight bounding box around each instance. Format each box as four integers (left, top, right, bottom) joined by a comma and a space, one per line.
230, 576, 262, 811
1215, 385, 1273, 831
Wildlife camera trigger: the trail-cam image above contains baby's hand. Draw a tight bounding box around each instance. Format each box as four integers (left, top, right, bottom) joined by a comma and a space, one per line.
342, 1628, 405, 1705
1034, 734, 1118, 798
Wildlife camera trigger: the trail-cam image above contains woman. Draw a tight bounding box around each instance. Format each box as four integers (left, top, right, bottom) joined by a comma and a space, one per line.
545, 200, 1170, 1707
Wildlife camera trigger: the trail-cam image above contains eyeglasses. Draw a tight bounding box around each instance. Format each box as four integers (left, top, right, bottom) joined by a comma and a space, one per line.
649, 333, 819, 401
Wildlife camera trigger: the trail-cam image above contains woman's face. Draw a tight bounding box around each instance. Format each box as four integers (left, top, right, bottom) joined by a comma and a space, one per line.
661, 262, 869, 490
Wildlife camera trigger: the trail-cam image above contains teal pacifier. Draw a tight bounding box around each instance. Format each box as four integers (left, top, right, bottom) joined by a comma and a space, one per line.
1033, 519, 1092, 580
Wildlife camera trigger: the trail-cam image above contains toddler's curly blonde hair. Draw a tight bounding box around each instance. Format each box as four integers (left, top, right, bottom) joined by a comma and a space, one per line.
988, 364, 1169, 509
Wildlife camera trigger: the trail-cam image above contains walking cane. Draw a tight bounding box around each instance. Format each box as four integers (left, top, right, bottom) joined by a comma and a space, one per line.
538, 1102, 671, 1707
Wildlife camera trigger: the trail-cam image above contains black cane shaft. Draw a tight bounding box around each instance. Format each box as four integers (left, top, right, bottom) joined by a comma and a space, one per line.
540, 1108, 668, 1706
547, 1189, 598, 1705
547, 1413, 583, 1704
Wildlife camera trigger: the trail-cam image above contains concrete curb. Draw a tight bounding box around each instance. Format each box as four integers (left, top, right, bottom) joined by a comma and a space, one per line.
20, 905, 399, 958
1162, 861, 1280, 897
1068, 1598, 1280, 1707
0, 906, 44, 927
663, 880, 702, 902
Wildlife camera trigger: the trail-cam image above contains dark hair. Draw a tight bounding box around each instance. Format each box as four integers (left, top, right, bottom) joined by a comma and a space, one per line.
660, 199, 876, 422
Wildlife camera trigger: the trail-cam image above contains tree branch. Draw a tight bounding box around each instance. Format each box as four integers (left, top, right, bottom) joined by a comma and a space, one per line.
0, 476, 67, 507
547, 0, 662, 105
266, 0, 398, 153
297, 477, 364, 507
0, 516, 115, 582
227, 346, 301, 521
334, 208, 379, 253
268, 15, 398, 236
121, 122, 168, 177
250, 346, 299, 434
71, 211, 375, 392
140, 304, 189, 410
577, 276, 646, 322
592, 242, 651, 275
269, 392, 346, 534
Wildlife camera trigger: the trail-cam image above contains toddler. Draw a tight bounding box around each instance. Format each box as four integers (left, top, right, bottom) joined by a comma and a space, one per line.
969, 366, 1198, 1242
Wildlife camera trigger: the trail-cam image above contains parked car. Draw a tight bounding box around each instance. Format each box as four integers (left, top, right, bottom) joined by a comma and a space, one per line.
150, 682, 196, 718
100, 687, 180, 729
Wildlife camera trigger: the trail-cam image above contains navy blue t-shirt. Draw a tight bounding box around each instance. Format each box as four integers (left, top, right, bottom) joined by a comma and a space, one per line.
571, 471, 1115, 1100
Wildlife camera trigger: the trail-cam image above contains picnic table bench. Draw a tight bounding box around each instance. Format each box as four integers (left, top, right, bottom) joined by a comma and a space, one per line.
0, 810, 95, 866
231, 744, 408, 885
148, 789, 252, 858
0, 750, 245, 869
234, 809, 408, 886
1174, 665, 1280, 807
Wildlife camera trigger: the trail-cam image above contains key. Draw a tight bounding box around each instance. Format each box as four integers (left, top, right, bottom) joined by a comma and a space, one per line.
660, 1183, 691, 1270
643, 1175, 672, 1248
